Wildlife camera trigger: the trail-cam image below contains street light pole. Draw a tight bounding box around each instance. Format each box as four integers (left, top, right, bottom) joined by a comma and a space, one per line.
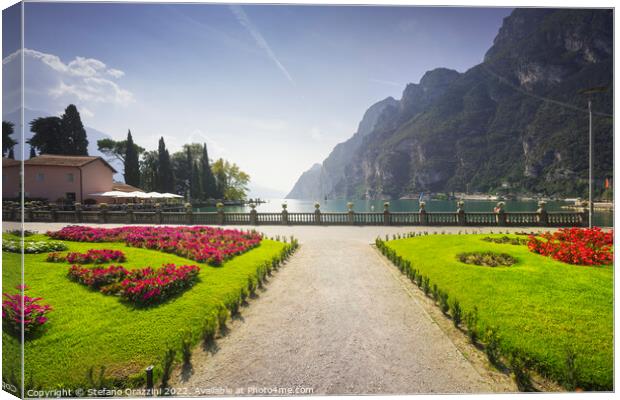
588, 98, 593, 228
578, 85, 607, 228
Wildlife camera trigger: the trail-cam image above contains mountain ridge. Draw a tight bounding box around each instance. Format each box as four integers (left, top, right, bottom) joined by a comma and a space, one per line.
287, 8, 612, 200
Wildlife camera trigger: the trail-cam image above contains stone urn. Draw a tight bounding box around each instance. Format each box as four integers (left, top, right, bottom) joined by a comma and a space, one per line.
347, 202, 354, 211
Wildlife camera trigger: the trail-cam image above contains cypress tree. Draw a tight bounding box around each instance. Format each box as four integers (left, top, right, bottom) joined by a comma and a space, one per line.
200, 143, 217, 199
61, 104, 88, 155
29, 146, 36, 159
191, 161, 202, 200
124, 130, 140, 187
7, 148, 14, 159
186, 146, 193, 200
157, 137, 174, 193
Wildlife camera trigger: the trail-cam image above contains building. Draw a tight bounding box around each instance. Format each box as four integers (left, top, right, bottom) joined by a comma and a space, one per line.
2, 154, 117, 202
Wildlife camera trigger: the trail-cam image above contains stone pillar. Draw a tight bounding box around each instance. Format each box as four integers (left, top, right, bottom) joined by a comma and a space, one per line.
250, 203, 258, 225
99, 203, 108, 224
216, 202, 225, 225
185, 203, 193, 225
314, 202, 321, 225
126, 203, 134, 224
155, 203, 162, 224
456, 200, 466, 226
50, 204, 58, 222
579, 201, 589, 227
383, 202, 391, 226
74, 202, 83, 223
536, 201, 548, 227
495, 201, 506, 226
347, 202, 355, 225
281, 203, 288, 225
419, 201, 427, 225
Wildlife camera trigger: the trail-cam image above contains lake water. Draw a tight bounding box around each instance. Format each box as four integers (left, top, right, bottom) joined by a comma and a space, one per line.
196, 198, 613, 227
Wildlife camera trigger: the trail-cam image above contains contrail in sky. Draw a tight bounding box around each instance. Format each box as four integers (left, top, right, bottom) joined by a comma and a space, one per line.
229, 5, 295, 85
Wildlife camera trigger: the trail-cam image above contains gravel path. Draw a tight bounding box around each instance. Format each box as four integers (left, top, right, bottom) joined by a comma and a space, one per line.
20, 223, 536, 395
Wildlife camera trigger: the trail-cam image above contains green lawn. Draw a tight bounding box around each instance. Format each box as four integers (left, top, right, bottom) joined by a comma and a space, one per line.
383, 234, 613, 390
2, 233, 287, 389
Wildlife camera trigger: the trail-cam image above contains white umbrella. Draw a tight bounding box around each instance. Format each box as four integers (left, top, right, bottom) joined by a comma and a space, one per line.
146, 192, 166, 198
89, 191, 132, 197
162, 193, 183, 198
126, 191, 151, 198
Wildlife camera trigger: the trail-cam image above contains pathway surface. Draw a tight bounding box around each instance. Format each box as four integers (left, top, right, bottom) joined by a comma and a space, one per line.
21, 224, 536, 395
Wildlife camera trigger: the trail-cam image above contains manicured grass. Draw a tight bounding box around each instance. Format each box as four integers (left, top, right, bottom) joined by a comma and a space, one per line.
383, 234, 612, 390
2, 233, 287, 389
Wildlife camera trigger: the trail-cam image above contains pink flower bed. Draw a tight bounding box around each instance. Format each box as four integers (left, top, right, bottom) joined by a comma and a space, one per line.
48, 226, 262, 265
47, 249, 126, 264
68, 263, 200, 305
69, 265, 130, 289
120, 264, 200, 306
2, 285, 52, 335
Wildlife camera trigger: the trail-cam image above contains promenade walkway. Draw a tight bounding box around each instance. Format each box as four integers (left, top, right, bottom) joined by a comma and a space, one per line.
22, 224, 535, 394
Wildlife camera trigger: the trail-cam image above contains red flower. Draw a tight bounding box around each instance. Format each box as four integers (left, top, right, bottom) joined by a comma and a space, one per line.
527, 227, 613, 266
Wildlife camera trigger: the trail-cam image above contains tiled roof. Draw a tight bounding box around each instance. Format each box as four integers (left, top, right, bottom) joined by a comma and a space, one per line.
112, 182, 144, 192
24, 154, 117, 172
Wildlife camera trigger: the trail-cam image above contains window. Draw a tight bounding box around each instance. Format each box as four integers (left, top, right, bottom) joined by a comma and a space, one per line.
36, 172, 44, 182
67, 173, 74, 183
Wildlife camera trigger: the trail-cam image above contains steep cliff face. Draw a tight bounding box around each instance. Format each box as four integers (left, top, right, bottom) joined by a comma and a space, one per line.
287, 8, 612, 199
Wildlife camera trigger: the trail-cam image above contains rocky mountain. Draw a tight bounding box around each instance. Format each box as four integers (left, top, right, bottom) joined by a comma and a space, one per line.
287, 8, 613, 200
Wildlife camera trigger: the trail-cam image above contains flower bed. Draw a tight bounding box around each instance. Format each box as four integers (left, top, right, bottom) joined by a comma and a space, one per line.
457, 251, 516, 267
527, 227, 613, 266
2, 285, 52, 336
69, 265, 130, 289
68, 263, 200, 305
120, 264, 200, 306
2, 239, 67, 254
48, 226, 262, 265
49, 249, 126, 264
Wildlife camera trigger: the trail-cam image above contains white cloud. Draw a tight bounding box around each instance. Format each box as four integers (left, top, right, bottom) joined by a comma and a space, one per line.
2, 48, 134, 110
229, 5, 295, 85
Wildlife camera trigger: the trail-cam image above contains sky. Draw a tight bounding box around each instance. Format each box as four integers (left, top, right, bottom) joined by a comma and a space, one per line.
3, 3, 512, 195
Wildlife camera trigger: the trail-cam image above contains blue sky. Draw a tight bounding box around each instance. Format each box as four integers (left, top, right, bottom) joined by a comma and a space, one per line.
4, 3, 512, 194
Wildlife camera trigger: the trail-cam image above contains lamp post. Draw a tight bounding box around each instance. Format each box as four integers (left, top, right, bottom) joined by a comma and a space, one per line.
578, 86, 607, 228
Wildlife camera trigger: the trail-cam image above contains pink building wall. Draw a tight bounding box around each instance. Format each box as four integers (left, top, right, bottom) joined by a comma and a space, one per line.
2, 166, 20, 198
3, 159, 114, 202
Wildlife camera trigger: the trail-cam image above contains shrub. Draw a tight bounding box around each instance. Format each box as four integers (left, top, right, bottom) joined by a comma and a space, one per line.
421, 276, 431, 296
217, 306, 228, 333
509, 350, 533, 391
465, 307, 479, 343
181, 330, 192, 366
438, 291, 450, 314
202, 317, 217, 346
451, 299, 462, 327
2, 286, 52, 336
160, 348, 176, 388
3, 240, 67, 254
484, 327, 501, 367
